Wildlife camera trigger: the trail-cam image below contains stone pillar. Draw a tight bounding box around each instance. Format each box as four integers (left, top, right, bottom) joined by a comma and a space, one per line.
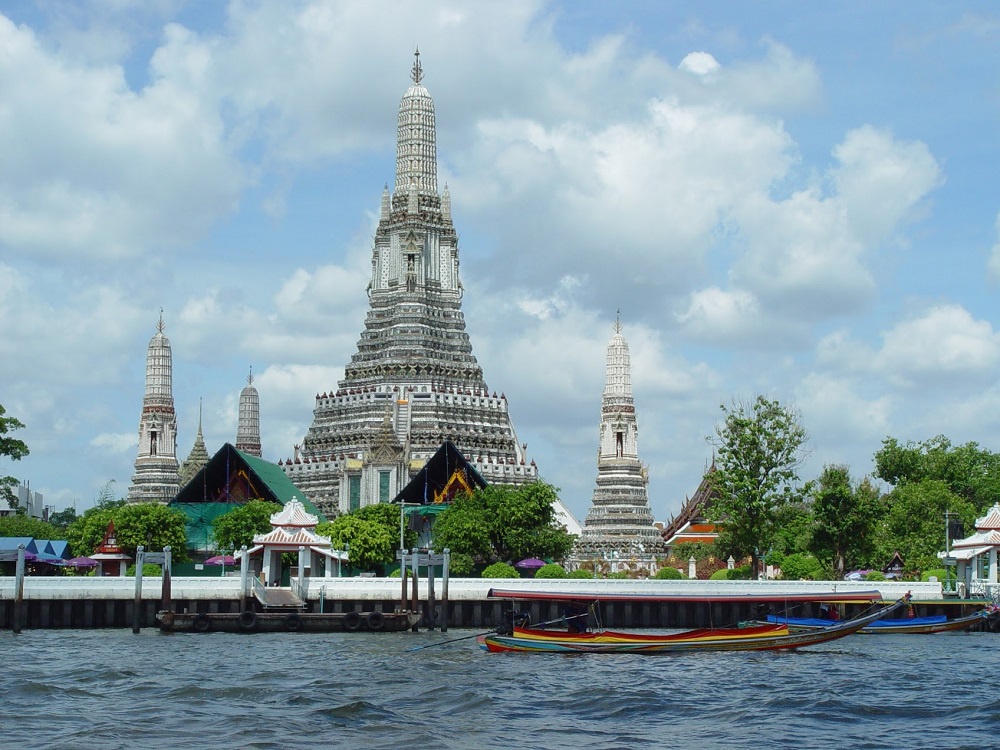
688, 556, 697, 579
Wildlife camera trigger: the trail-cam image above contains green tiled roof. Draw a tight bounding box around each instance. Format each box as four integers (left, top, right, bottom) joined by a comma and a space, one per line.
235, 448, 325, 520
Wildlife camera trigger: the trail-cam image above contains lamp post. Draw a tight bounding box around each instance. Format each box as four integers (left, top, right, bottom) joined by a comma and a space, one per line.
398, 502, 421, 549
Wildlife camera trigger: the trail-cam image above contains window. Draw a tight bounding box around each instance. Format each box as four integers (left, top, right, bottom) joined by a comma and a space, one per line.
349, 476, 361, 511
379, 471, 391, 503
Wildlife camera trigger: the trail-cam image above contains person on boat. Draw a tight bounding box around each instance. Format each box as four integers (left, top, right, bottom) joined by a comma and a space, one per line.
563, 603, 589, 633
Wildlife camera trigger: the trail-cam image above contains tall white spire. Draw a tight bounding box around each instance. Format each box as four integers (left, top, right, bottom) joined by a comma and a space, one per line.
577, 315, 663, 555
236, 367, 262, 457
128, 311, 181, 504
394, 47, 438, 197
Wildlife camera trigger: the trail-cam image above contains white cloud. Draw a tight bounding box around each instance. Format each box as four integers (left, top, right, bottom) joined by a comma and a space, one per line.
0, 15, 249, 263
679, 51, 720, 76
876, 305, 1000, 386
831, 125, 943, 243
90, 432, 137, 453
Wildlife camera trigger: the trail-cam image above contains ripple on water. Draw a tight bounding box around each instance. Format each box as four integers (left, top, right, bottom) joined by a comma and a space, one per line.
3, 629, 999, 749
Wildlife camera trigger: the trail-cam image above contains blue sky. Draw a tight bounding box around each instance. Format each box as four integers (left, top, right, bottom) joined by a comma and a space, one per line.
1, 1, 999, 526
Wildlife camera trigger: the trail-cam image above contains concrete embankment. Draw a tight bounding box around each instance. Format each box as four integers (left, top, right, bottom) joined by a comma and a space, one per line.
0, 577, 977, 630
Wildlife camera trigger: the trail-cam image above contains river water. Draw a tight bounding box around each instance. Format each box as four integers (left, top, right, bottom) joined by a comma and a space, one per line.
2, 628, 996, 749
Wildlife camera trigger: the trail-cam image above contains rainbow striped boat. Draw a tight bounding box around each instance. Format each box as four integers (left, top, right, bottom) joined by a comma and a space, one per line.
478, 596, 908, 654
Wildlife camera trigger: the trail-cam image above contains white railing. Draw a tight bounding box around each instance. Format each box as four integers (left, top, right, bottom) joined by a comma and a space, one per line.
0, 575, 943, 602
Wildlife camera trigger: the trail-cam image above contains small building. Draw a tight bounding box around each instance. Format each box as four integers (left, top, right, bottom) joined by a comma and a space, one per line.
237, 498, 347, 585
90, 522, 132, 577
942, 503, 1000, 597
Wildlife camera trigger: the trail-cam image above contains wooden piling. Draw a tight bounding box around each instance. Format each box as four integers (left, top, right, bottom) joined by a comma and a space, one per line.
441, 548, 450, 632
427, 549, 436, 631
161, 546, 172, 614
132, 546, 144, 633
13, 544, 25, 633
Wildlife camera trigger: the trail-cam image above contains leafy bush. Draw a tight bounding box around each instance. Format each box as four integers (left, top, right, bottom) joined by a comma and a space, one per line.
864, 570, 886, 581
921, 568, 946, 582
481, 562, 519, 578
388, 567, 402, 577
534, 563, 567, 579
125, 563, 162, 577
607, 571, 629, 579
778, 553, 824, 581
568, 568, 594, 578
653, 566, 684, 580
710, 565, 754, 580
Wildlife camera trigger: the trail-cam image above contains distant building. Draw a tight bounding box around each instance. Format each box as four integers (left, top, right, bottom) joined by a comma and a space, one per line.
235, 368, 262, 458
0, 482, 45, 519
127, 312, 181, 504
280, 51, 567, 522
576, 317, 664, 557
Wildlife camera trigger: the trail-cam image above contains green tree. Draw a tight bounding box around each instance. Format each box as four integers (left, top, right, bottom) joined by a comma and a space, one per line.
316, 513, 394, 573
0, 514, 58, 539
212, 500, 282, 551
878, 479, 976, 574
707, 396, 809, 579
47, 507, 78, 532
65, 503, 189, 561
0, 404, 29, 511
809, 466, 885, 579
769, 502, 814, 557
875, 435, 1000, 513
355, 502, 418, 552
431, 482, 576, 569
778, 552, 824, 581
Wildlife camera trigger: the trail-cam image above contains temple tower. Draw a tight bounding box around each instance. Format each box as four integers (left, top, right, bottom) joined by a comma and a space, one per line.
576, 317, 664, 555
282, 51, 548, 518
179, 399, 210, 486
236, 368, 262, 457
128, 312, 181, 504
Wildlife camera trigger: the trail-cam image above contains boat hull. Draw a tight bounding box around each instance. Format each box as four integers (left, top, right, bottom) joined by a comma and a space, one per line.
479, 597, 909, 653
156, 609, 421, 634
765, 610, 989, 635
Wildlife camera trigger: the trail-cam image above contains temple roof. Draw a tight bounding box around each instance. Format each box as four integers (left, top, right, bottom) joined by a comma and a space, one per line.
393, 440, 487, 505
172, 442, 323, 518
976, 503, 1000, 531
660, 463, 721, 545
269, 498, 318, 529
252, 525, 330, 548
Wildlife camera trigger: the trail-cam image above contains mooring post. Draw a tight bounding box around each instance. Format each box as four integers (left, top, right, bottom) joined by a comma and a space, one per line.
160, 546, 172, 614
441, 548, 450, 632
132, 545, 145, 634
400, 550, 408, 612
427, 549, 436, 631
297, 545, 306, 599
13, 544, 25, 634
239, 545, 248, 604
410, 553, 419, 616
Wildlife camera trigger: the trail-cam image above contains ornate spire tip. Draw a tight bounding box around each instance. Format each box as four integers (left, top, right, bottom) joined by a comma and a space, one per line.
411, 47, 423, 85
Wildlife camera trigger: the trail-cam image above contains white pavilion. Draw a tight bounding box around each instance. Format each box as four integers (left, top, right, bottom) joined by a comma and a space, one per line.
238, 498, 348, 585
943, 503, 1000, 598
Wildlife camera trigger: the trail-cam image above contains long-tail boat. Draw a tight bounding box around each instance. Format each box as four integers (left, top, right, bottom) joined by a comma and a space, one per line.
762, 609, 990, 635
478, 595, 909, 654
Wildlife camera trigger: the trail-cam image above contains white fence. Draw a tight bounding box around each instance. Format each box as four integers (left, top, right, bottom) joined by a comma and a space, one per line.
0, 576, 941, 602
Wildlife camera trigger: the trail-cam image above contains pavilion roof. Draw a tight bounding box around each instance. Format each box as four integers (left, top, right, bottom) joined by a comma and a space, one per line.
976, 503, 1000, 531
252, 525, 331, 548
269, 498, 318, 528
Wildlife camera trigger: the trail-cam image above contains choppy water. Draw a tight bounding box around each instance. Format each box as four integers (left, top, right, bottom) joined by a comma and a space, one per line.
2, 627, 996, 749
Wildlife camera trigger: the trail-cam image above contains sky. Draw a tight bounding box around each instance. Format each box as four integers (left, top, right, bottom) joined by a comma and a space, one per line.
2, 1, 999, 527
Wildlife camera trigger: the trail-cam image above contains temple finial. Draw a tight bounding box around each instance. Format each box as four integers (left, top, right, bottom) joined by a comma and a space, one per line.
248, 365, 254, 387
614, 308, 622, 334
411, 47, 423, 84
157, 308, 165, 333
